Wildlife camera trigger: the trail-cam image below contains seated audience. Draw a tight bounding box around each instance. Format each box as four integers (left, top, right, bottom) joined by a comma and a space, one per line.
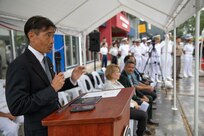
124, 55, 157, 101
103, 64, 150, 136
118, 60, 159, 126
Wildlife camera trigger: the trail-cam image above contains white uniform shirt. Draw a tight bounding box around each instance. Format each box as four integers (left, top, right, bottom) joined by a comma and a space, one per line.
155, 43, 162, 57
161, 40, 173, 54
109, 47, 118, 56
140, 42, 148, 55
100, 47, 108, 55
131, 45, 143, 57
0, 80, 9, 113
183, 43, 194, 55
119, 44, 130, 57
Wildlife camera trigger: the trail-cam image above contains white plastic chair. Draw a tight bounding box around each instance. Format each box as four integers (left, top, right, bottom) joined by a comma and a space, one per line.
77, 75, 95, 93
65, 86, 82, 99
91, 71, 104, 89
129, 119, 134, 136
58, 92, 70, 106
129, 119, 138, 136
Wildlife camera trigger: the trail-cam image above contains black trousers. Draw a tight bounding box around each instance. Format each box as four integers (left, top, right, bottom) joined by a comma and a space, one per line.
111, 55, 118, 65
130, 108, 147, 136
101, 55, 107, 67
145, 95, 153, 120
24, 127, 48, 136
140, 90, 157, 101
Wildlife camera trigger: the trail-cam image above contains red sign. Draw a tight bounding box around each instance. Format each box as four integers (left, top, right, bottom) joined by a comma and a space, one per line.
115, 13, 130, 32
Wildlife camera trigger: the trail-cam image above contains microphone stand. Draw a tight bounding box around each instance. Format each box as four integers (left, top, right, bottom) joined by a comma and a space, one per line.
94, 52, 97, 71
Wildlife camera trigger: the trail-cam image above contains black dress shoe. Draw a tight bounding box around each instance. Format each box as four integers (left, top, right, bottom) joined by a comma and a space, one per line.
148, 119, 159, 126
152, 106, 157, 110
144, 128, 152, 135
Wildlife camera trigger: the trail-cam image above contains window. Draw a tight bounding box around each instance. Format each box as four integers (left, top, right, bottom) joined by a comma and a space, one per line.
0, 28, 12, 79
65, 35, 79, 68
14, 31, 28, 58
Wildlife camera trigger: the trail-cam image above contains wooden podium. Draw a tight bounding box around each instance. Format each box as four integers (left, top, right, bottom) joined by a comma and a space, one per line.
42, 87, 134, 136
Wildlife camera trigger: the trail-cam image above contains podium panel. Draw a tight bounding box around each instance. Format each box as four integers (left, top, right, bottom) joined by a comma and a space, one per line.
42, 87, 134, 136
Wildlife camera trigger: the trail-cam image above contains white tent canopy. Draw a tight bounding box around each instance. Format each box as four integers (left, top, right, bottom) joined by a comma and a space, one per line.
1, 1, 204, 135
0, 0, 204, 35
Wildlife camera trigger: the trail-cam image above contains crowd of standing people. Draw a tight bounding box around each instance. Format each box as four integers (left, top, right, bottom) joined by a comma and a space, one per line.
100, 33, 200, 86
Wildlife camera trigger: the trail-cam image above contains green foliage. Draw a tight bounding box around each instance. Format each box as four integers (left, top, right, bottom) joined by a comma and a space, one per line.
176, 10, 204, 37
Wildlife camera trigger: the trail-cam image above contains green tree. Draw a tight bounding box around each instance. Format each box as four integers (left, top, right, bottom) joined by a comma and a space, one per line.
176, 10, 204, 37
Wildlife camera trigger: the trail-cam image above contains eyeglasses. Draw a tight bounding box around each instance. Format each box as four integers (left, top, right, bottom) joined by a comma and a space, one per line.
114, 71, 120, 73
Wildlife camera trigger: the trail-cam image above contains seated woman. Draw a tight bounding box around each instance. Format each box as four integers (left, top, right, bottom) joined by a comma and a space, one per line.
103, 64, 149, 136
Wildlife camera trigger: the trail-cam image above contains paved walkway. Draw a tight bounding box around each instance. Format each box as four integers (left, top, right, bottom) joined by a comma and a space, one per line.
145, 89, 188, 136
177, 75, 204, 136
147, 75, 204, 136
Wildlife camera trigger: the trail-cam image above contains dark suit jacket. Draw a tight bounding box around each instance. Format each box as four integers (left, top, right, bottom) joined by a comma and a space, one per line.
5, 48, 76, 133
118, 70, 143, 103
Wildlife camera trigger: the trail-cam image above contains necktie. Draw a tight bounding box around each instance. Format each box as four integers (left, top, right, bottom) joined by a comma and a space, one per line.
128, 75, 134, 86
43, 57, 52, 82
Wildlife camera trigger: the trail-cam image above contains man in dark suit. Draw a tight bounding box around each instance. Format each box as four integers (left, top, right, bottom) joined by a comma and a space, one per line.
5, 16, 85, 136
118, 60, 159, 126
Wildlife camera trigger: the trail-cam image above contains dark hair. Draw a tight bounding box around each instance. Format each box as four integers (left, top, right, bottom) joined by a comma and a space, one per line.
24, 16, 56, 41
176, 36, 181, 39
124, 55, 134, 63
125, 60, 135, 66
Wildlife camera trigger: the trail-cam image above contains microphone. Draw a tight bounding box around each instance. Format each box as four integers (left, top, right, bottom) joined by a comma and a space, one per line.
55, 52, 61, 74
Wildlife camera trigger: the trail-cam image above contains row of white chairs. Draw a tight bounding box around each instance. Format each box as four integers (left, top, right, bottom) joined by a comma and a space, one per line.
77, 72, 104, 93
58, 71, 104, 105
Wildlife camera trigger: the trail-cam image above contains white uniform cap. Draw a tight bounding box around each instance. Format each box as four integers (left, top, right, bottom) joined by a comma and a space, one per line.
135, 38, 141, 42
153, 35, 160, 40
147, 39, 151, 43
185, 34, 193, 39
122, 37, 128, 41
142, 37, 147, 40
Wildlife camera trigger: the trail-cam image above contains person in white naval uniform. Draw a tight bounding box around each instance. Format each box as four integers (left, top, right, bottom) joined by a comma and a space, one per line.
183, 35, 194, 78
109, 42, 119, 64
140, 37, 149, 73
160, 34, 174, 81
147, 35, 162, 82
119, 38, 130, 70
130, 39, 143, 73
0, 80, 24, 136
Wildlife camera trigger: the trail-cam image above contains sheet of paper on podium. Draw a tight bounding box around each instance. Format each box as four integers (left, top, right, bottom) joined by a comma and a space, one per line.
82, 89, 121, 98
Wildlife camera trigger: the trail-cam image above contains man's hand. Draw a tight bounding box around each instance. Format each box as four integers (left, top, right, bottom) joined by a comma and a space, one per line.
51, 72, 65, 92
133, 101, 140, 110
148, 86, 154, 92
6, 113, 17, 120
71, 66, 86, 83
141, 96, 149, 102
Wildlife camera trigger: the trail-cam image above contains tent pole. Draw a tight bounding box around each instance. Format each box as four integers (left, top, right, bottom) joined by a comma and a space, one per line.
82, 33, 87, 66
194, 0, 200, 135
200, 29, 204, 71
172, 21, 177, 110
10, 30, 16, 59
63, 35, 67, 69
164, 31, 169, 81
78, 34, 83, 66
